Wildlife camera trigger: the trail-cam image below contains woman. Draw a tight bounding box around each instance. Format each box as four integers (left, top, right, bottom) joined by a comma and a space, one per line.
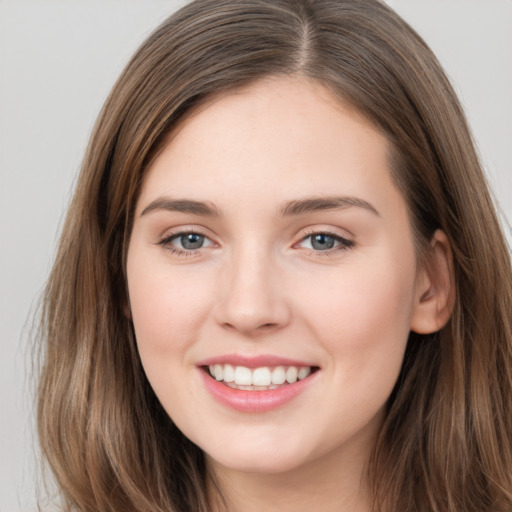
37, 0, 512, 511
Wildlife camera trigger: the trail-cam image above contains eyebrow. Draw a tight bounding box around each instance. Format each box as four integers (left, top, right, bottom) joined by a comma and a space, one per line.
280, 196, 380, 217
140, 195, 379, 218
141, 198, 221, 217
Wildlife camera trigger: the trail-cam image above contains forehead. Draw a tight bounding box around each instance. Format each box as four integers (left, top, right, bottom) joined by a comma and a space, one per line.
136, 76, 401, 220
166, 76, 381, 156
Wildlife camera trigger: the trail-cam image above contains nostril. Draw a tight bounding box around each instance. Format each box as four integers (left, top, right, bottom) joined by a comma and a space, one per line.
220, 320, 280, 333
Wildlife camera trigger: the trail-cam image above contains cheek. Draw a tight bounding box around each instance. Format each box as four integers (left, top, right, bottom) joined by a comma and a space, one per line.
127, 259, 217, 356
297, 252, 416, 358
296, 258, 416, 428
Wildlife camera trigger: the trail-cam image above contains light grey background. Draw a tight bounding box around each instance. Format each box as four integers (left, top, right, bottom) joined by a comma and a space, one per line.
1, 1, 511, 510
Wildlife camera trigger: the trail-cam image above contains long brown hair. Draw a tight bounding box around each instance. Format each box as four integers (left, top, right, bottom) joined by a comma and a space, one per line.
37, 1, 512, 510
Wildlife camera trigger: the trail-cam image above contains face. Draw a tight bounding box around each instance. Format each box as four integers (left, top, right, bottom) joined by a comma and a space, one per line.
126, 77, 427, 476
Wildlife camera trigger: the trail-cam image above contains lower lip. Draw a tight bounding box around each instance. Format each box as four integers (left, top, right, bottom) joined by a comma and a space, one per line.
199, 369, 318, 413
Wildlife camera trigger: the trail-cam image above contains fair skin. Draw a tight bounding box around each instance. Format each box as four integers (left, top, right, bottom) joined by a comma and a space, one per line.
126, 76, 453, 512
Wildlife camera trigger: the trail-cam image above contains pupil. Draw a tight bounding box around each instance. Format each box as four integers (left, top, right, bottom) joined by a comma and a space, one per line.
181, 233, 203, 250
311, 234, 335, 250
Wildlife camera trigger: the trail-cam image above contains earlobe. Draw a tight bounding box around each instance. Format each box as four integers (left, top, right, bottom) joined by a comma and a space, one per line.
410, 229, 455, 334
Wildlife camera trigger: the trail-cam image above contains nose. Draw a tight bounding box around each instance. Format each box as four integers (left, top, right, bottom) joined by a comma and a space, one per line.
214, 245, 291, 336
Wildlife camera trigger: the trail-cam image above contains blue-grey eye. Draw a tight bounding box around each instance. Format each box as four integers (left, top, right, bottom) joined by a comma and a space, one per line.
298, 232, 354, 253
310, 233, 337, 250
178, 233, 205, 250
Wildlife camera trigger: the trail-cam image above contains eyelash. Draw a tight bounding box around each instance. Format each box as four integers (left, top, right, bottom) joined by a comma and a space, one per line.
156, 230, 212, 256
296, 229, 355, 256
156, 229, 355, 256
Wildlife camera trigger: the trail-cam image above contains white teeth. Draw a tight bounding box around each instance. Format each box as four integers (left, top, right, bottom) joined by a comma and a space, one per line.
234, 366, 253, 386
271, 366, 286, 385
286, 366, 298, 383
252, 367, 272, 386
207, 364, 314, 387
214, 364, 223, 381
223, 364, 235, 383
298, 367, 311, 380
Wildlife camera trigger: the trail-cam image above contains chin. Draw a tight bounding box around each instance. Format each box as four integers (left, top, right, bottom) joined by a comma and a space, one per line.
202, 435, 316, 475
209, 452, 307, 475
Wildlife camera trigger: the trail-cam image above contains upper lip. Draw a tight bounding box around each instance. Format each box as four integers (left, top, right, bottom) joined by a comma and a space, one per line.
196, 354, 317, 369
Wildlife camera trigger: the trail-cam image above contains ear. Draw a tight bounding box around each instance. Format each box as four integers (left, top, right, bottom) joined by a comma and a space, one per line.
410, 229, 455, 334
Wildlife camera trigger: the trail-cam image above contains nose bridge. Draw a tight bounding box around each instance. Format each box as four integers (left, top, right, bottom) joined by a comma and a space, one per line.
215, 238, 289, 335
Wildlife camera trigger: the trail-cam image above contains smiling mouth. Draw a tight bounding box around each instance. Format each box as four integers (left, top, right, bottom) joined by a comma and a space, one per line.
204, 364, 319, 391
